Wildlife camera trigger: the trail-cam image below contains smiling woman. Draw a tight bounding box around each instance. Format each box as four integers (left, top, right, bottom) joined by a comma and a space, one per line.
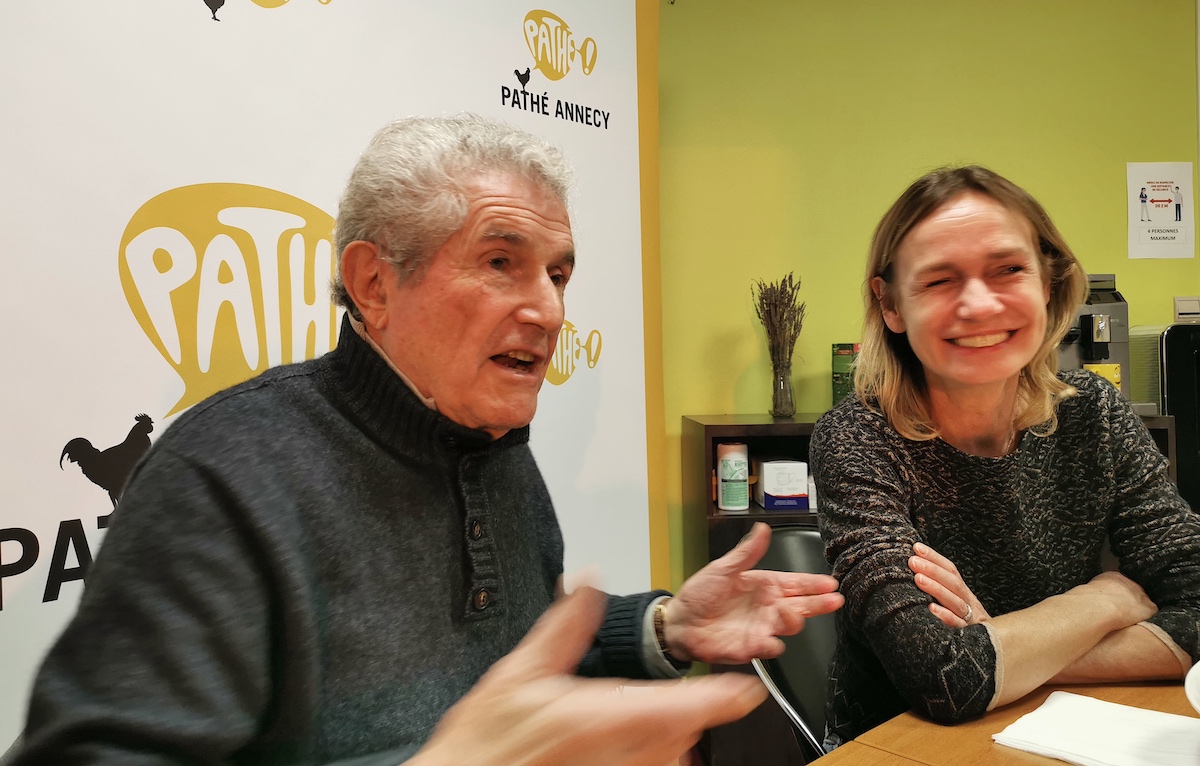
877, 193, 1050, 427
856, 166, 1087, 448
810, 166, 1200, 748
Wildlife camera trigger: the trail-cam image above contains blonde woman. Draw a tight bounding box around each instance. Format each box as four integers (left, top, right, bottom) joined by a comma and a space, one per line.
811, 166, 1200, 747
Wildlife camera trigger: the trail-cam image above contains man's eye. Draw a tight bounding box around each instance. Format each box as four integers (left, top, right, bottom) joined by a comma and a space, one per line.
488, 257, 508, 270
550, 272, 569, 287
1003, 265, 1026, 275
925, 278, 949, 289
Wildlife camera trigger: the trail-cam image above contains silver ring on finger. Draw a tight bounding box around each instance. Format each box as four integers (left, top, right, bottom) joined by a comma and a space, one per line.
962, 603, 973, 624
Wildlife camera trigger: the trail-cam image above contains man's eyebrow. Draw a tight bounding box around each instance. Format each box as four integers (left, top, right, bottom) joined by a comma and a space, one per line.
481, 230, 575, 268
481, 229, 526, 243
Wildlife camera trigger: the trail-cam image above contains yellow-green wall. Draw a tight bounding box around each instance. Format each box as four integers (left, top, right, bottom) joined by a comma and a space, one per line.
658, 0, 1200, 587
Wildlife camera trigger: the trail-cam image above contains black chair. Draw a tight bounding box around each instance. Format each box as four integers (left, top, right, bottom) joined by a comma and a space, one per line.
752, 525, 837, 761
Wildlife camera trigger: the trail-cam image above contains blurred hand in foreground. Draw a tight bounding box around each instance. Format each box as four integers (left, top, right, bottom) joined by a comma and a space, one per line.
412, 587, 768, 766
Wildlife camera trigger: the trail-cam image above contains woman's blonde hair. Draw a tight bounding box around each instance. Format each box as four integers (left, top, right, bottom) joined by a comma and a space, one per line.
855, 166, 1088, 440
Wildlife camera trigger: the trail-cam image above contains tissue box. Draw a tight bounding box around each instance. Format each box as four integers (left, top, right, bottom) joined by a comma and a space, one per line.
752, 458, 809, 510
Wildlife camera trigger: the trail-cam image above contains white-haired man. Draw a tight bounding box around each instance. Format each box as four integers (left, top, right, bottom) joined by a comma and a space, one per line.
14, 116, 842, 766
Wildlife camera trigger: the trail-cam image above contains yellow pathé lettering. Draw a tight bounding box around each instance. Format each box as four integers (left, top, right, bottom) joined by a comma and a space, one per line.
118, 184, 338, 415
524, 10, 573, 81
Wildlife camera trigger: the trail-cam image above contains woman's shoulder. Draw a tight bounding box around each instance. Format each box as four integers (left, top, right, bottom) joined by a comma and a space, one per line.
812, 393, 902, 459
815, 393, 890, 434
1058, 368, 1118, 396
1055, 369, 1127, 423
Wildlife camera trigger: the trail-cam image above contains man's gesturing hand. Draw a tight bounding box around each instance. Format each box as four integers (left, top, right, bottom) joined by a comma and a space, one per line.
664, 522, 844, 665
413, 587, 769, 766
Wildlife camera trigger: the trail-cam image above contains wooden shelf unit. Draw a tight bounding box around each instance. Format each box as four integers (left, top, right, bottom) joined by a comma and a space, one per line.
682, 413, 825, 564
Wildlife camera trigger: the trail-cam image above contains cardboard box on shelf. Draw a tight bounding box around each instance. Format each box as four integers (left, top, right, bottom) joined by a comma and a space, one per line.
752, 457, 809, 510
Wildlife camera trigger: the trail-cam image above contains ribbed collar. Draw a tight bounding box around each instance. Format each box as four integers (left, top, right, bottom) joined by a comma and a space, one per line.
319, 315, 530, 462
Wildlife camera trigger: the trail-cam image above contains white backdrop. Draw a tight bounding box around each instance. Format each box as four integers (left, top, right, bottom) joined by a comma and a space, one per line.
0, 0, 649, 743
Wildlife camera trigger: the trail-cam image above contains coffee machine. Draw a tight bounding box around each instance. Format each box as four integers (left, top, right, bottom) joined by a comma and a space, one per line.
1058, 274, 1130, 398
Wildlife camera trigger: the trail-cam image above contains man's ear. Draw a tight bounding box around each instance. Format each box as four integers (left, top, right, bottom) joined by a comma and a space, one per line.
340, 241, 390, 329
871, 276, 906, 334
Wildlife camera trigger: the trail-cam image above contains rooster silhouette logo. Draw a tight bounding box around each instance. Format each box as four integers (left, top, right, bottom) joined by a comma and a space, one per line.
514, 67, 531, 92
204, 0, 224, 21
60, 414, 155, 507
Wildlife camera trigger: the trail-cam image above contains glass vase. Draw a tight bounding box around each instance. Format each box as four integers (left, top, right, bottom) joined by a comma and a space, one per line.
770, 363, 795, 418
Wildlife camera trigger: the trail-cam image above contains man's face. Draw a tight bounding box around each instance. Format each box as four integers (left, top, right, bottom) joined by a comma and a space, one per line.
376, 173, 574, 438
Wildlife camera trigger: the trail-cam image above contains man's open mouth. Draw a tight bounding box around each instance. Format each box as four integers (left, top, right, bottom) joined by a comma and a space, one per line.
492, 350, 537, 371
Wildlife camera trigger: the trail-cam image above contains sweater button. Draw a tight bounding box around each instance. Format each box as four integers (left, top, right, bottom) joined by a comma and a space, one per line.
473, 588, 491, 610
470, 520, 484, 540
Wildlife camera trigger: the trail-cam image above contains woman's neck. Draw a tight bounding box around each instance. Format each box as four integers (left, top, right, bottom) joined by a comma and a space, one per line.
927, 378, 1020, 457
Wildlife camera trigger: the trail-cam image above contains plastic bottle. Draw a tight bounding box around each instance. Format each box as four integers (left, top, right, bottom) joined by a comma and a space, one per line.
716, 442, 750, 513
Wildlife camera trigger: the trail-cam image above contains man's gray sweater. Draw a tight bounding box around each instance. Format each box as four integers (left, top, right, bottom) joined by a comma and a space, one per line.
15, 319, 661, 765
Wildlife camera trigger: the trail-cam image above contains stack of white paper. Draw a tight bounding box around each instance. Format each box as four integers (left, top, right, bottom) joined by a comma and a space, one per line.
992, 691, 1200, 766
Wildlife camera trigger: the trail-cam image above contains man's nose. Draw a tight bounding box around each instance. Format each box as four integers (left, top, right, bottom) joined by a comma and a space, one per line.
517, 274, 565, 332
957, 278, 1003, 318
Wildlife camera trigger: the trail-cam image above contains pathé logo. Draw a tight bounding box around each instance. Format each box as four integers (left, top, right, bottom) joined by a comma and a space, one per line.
118, 184, 339, 415
546, 320, 602, 386
249, 0, 332, 5
202, 0, 331, 22
523, 10, 597, 81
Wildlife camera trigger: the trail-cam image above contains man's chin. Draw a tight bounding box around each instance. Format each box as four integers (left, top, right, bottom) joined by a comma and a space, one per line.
470, 403, 538, 440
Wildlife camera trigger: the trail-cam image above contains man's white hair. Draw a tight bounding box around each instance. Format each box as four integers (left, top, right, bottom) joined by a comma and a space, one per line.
332, 114, 574, 317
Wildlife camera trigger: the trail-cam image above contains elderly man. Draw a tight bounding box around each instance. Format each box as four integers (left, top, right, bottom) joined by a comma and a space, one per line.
13, 115, 842, 766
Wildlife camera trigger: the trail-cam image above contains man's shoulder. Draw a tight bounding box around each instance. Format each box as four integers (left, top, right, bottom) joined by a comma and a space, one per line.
156, 356, 331, 455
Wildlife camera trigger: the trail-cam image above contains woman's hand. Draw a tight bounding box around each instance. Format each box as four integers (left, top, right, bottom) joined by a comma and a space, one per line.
909, 542, 992, 628
1076, 570, 1157, 628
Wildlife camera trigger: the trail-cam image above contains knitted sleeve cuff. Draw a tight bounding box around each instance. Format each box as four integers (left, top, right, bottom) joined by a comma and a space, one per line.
577, 590, 674, 679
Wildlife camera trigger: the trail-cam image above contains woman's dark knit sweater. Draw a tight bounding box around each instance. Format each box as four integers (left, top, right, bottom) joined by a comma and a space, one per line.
811, 371, 1200, 744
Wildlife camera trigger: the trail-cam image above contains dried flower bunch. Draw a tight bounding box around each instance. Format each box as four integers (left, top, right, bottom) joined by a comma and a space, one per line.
752, 272, 806, 369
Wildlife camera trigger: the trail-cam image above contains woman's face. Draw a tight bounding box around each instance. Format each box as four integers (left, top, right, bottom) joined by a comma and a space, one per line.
874, 192, 1050, 394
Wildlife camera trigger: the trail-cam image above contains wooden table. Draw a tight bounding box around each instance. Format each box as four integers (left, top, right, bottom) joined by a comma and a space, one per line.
808, 741, 924, 764
818, 682, 1196, 765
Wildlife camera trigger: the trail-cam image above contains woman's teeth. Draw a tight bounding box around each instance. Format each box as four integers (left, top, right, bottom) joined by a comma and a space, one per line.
952, 333, 1009, 348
